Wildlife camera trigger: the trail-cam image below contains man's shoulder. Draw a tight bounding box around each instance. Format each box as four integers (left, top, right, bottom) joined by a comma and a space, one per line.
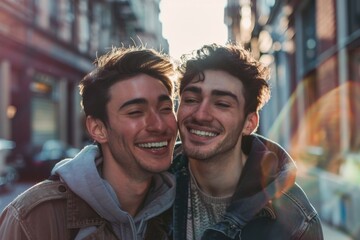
1, 180, 98, 240
260, 183, 323, 238
273, 183, 318, 220
9, 180, 70, 217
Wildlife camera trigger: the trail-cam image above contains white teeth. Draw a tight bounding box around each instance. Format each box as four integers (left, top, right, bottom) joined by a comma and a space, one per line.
190, 129, 217, 137
138, 141, 168, 148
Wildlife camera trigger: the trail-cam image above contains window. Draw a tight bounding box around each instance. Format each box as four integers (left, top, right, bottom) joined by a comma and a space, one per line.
348, 0, 360, 35
301, 0, 317, 71
49, 1, 59, 34
31, 73, 59, 145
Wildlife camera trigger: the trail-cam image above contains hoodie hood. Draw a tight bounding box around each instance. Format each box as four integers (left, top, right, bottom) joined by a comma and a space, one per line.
52, 144, 175, 238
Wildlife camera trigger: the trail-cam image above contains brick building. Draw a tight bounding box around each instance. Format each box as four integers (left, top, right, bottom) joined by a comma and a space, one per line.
0, 0, 168, 152
225, 0, 360, 237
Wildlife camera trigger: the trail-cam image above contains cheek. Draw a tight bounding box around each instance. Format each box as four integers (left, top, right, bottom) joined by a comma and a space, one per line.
114, 120, 146, 136
165, 115, 178, 131
227, 118, 244, 132
176, 111, 184, 124
177, 106, 190, 122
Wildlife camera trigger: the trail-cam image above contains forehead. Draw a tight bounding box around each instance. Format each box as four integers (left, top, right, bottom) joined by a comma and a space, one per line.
185, 70, 244, 98
109, 74, 171, 102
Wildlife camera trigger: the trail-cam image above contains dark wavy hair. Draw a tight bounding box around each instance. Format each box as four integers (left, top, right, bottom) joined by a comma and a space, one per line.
177, 43, 271, 115
79, 46, 176, 125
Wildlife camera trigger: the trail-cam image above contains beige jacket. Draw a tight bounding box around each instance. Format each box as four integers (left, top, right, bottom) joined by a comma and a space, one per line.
0, 180, 171, 240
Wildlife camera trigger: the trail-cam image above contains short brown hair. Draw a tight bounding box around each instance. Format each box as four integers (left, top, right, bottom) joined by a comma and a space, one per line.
79, 46, 176, 125
178, 43, 270, 115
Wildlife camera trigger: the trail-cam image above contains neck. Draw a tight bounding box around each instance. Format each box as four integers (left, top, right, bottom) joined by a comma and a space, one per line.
102, 157, 152, 217
189, 151, 247, 197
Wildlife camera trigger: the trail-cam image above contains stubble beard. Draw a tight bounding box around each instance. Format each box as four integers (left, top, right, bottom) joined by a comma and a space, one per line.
183, 129, 242, 162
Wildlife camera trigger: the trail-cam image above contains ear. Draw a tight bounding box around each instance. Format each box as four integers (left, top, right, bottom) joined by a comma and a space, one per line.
242, 112, 259, 135
86, 115, 108, 143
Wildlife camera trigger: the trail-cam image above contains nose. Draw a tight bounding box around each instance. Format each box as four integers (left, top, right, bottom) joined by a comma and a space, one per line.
146, 111, 166, 132
192, 101, 213, 122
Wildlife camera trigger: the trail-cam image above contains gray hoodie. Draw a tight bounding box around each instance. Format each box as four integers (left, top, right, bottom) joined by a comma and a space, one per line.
52, 144, 175, 240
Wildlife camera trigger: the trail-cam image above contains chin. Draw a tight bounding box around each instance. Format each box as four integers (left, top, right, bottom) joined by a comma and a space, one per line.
150, 162, 172, 173
183, 148, 211, 160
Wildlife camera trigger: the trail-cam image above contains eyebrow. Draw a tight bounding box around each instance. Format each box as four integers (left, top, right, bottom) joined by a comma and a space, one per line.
212, 90, 239, 103
119, 94, 172, 110
183, 86, 239, 103
182, 86, 201, 94
120, 98, 147, 110
158, 94, 172, 103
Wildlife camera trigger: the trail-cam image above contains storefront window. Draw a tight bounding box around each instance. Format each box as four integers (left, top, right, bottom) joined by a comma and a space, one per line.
31, 73, 59, 145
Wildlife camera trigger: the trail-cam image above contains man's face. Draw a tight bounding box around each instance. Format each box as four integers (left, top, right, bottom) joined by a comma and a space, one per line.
101, 74, 177, 177
177, 70, 248, 161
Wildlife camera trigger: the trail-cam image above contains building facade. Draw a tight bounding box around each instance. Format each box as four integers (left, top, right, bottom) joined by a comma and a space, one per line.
225, 0, 360, 237
0, 0, 168, 153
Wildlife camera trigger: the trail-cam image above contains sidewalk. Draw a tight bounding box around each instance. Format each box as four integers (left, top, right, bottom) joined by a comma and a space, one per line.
322, 222, 354, 240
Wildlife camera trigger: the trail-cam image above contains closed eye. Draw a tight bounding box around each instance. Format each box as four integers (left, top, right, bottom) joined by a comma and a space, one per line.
216, 102, 231, 108
160, 106, 173, 113
183, 98, 198, 104
128, 110, 143, 116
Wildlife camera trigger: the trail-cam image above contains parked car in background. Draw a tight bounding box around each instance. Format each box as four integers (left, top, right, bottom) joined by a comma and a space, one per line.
6, 140, 80, 181
0, 139, 18, 192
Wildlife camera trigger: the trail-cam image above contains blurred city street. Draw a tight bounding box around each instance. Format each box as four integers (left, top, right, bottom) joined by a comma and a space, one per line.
322, 223, 353, 240
1, 0, 360, 239
0, 181, 34, 211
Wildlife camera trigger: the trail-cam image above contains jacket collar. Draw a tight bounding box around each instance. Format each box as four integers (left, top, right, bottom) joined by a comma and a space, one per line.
171, 134, 297, 200
234, 134, 296, 199
225, 134, 297, 227
173, 134, 297, 219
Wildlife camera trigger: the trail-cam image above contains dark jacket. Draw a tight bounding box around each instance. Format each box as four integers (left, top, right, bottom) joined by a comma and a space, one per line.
170, 134, 324, 240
